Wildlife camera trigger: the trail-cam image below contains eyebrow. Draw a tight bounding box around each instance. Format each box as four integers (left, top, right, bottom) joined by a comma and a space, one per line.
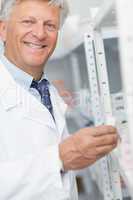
19, 16, 58, 23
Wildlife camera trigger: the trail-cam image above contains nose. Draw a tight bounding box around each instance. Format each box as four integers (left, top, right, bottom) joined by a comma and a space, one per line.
32, 22, 47, 40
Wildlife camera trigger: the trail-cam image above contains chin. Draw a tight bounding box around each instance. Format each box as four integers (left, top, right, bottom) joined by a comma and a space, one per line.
28, 62, 45, 69
25, 57, 47, 67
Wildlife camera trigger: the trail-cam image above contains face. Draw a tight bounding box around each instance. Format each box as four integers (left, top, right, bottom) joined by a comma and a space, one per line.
0, 0, 60, 74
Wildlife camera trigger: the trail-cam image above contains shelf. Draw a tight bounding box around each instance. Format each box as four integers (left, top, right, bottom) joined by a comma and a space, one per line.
93, 0, 117, 30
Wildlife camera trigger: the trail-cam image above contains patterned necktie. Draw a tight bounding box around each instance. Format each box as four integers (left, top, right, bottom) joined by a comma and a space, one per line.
30, 79, 54, 118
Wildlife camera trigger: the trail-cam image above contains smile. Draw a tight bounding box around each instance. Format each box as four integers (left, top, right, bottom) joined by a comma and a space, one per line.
24, 42, 47, 49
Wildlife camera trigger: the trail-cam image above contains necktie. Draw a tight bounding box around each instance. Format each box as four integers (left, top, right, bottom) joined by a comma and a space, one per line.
30, 79, 54, 118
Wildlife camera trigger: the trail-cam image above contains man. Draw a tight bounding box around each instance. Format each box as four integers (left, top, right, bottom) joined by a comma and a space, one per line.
0, 0, 118, 199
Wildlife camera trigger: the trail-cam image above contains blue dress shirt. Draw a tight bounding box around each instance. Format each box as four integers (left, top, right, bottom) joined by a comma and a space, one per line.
0, 54, 45, 102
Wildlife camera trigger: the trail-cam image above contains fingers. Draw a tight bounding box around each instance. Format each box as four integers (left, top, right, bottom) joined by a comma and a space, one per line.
78, 126, 118, 161
92, 125, 117, 137
63, 125, 119, 170
84, 143, 117, 160
95, 143, 117, 158
94, 134, 118, 147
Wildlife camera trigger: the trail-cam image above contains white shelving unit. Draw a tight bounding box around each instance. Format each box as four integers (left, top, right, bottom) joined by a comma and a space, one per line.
93, 0, 116, 30
84, 0, 133, 199
84, 32, 123, 200
116, 0, 133, 197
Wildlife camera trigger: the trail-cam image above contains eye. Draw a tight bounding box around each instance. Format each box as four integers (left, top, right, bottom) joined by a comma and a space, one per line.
21, 19, 35, 26
45, 23, 58, 32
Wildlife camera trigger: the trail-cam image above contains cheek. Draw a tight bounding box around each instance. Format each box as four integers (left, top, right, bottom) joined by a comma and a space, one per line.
5, 32, 17, 50
5, 26, 17, 45
49, 34, 58, 47
6, 24, 26, 43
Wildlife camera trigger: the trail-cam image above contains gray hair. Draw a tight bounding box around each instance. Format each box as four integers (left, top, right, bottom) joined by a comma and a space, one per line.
0, 0, 69, 27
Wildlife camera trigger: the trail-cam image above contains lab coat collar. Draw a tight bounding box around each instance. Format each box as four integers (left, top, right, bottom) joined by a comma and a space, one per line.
50, 85, 68, 137
0, 62, 56, 127
0, 54, 33, 90
0, 61, 22, 110
0, 61, 68, 137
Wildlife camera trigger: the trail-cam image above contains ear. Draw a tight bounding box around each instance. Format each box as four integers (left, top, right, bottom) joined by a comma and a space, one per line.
0, 20, 8, 42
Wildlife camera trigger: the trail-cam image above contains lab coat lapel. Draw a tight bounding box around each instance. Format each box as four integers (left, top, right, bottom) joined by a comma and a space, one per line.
0, 61, 56, 130
22, 90, 57, 130
0, 61, 21, 110
50, 86, 67, 138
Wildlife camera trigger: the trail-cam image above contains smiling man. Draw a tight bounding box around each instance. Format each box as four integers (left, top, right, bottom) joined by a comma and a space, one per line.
0, 0, 119, 199
0, 0, 61, 80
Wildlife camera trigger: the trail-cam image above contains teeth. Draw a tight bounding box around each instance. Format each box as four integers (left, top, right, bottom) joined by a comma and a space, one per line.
24, 42, 45, 49
28, 43, 43, 49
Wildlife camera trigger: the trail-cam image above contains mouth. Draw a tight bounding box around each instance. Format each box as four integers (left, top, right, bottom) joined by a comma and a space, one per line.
24, 42, 47, 49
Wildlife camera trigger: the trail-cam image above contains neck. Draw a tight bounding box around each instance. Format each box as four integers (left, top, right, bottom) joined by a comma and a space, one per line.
4, 54, 44, 81
22, 67, 44, 81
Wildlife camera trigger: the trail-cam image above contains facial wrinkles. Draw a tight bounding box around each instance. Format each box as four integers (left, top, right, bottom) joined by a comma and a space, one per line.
22, 24, 47, 50
7, 20, 51, 54
10, 3, 59, 46
3, 0, 60, 74
25, 28, 57, 54
10, 1, 60, 26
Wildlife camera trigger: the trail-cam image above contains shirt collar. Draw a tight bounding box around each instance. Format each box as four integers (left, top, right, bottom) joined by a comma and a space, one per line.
0, 54, 34, 90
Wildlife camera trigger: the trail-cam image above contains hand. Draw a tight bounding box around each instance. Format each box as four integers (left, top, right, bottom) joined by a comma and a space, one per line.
59, 125, 118, 170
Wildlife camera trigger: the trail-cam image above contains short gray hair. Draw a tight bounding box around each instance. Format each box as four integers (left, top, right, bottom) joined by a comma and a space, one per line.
0, 0, 69, 27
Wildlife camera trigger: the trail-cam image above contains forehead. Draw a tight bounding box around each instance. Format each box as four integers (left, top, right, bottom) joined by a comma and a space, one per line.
16, 0, 51, 4
9, 0, 61, 20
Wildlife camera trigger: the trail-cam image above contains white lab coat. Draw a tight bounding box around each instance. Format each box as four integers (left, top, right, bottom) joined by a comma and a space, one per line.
0, 61, 78, 200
